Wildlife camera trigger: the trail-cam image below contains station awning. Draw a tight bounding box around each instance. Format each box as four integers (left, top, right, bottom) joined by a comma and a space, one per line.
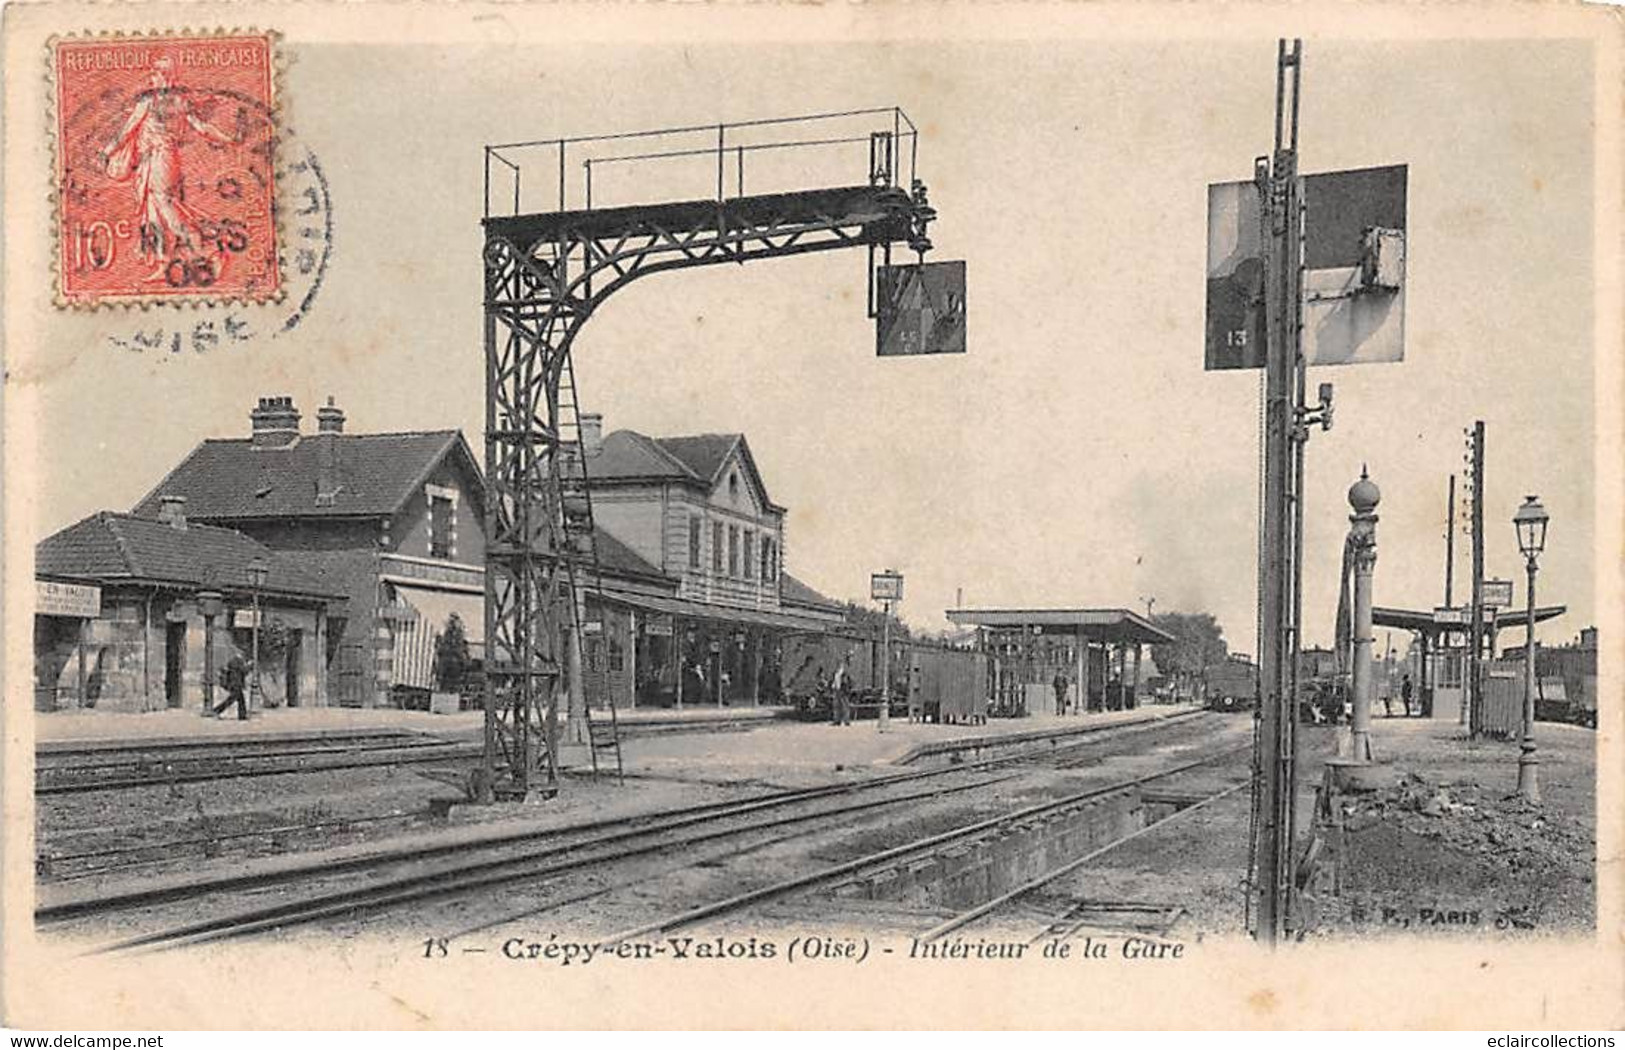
1374, 604, 1567, 635
387, 584, 485, 690
595, 588, 842, 634
945, 608, 1174, 645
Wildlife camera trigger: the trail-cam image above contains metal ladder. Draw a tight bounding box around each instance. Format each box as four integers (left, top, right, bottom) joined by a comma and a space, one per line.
556, 350, 625, 786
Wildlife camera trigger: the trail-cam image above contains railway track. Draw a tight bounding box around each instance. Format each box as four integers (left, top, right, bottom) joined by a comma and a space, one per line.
914, 779, 1248, 944
35, 712, 795, 795
41, 708, 1212, 884
48, 711, 1226, 950
84, 767, 1021, 953
594, 745, 1250, 947
37, 736, 483, 795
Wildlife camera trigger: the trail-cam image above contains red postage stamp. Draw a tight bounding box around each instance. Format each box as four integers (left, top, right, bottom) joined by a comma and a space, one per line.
52, 32, 280, 306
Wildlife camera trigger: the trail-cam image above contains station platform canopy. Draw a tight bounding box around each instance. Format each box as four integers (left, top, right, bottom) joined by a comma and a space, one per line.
946, 608, 1174, 646
1374, 604, 1567, 636
597, 587, 844, 635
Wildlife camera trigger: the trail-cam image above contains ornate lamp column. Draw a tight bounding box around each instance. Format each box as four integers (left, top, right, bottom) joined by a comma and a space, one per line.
1346, 467, 1381, 762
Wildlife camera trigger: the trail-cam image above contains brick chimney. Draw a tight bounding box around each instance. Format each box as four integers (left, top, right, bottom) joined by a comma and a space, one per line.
315, 396, 344, 504
316, 395, 346, 434
158, 495, 187, 530
580, 412, 603, 457
250, 395, 301, 449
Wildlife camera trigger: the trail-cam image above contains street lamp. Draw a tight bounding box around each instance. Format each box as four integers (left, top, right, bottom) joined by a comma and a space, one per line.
1513, 495, 1549, 803
871, 570, 904, 734
247, 556, 269, 711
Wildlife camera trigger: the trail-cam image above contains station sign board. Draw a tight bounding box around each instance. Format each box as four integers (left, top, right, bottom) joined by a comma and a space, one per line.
870, 571, 904, 602
876, 260, 966, 357
36, 580, 101, 618
233, 608, 262, 628
1433, 605, 1498, 626
1205, 164, 1408, 370
1482, 579, 1514, 609
643, 614, 674, 637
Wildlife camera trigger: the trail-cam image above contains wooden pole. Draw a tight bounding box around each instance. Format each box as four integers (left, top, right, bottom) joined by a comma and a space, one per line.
76, 617, 88, 707
751, 629, 761, 707
1468, 420, 1486, 736
1074, 630, 1085, 716
628, 611, 639, 711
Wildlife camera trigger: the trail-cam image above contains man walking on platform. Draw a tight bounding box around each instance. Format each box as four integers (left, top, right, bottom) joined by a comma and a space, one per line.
213, 653, 250, 721
1052, 671, 1070, 717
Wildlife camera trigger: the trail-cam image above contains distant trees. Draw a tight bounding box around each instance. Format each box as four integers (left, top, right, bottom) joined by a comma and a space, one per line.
433, 613, 473, 694
1149, 612, 1228, 698
842, 601, 911, 642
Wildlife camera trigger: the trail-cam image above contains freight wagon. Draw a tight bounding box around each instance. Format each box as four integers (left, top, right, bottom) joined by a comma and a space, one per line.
1203, 657, 1259, 713
780, 633, 987, 724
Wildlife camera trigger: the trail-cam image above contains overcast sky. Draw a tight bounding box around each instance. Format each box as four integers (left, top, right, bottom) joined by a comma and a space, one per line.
19, 29, 1601, 655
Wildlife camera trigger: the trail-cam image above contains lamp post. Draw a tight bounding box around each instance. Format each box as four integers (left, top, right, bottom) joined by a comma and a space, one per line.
1513, 495, 1549, 803
247, 556, 269, 711
871, 570, 904, 734
197, 589, 224, 716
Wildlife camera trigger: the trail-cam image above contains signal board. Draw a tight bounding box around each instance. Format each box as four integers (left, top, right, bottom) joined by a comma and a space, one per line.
1206, 164, 1408, 370
877, 260, 966, 357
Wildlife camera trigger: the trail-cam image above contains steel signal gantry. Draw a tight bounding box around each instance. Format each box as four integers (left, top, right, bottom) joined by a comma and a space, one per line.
479, 113, 942, 800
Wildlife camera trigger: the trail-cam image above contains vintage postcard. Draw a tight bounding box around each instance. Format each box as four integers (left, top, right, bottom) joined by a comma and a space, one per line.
2, 0, 1620, 1032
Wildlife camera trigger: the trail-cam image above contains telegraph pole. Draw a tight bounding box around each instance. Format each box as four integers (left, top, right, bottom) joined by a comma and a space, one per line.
1466, 421, 1485, 736
1444, 473, 1456, 609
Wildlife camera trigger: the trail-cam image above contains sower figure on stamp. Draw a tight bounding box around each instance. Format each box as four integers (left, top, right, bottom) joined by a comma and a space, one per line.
101, 56, 238, 282
213, 653, 250, 721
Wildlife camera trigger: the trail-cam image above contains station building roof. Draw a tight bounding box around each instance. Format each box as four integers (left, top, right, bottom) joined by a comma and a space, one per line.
133, 429, 483, 522
37, 512, 344, 604
945, 608, 1174, 645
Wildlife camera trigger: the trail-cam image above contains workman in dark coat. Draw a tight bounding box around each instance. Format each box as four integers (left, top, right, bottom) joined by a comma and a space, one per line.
1052, 671, 1070, 717
214, 654, 250, 720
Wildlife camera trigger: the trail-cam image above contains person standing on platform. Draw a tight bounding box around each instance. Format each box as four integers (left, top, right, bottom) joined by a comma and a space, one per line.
213, 653, 249, 721
1052, 671, 1070, 717
832, 659, 852, 726
1400, 674, 1414, 718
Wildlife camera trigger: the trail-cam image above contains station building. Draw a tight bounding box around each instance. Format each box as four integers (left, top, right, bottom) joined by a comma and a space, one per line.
573, 416, 847, 710
33, 507, 343, 713
130, 395, 493, 708
40, 396, 847, 714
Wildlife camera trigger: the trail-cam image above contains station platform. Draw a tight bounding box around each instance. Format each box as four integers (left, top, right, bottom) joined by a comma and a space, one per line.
31, 701, 794, 748
599, 704, 1203, 781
